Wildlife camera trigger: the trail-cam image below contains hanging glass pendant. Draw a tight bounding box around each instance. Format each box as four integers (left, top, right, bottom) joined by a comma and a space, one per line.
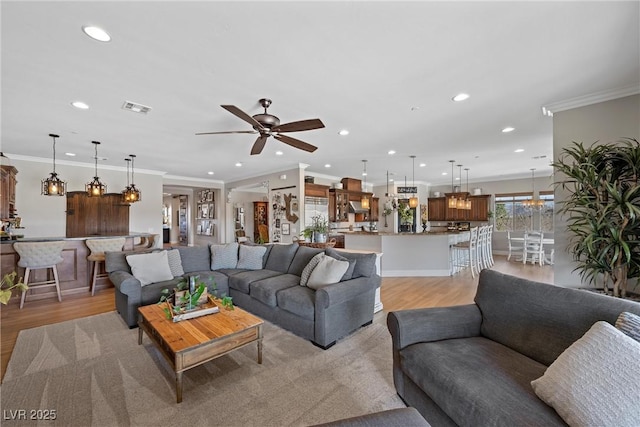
86, 141, 106, 196
41, 134, 67, 196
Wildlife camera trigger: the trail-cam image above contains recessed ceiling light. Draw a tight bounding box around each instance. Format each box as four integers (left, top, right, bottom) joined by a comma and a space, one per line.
71, 101, 89, 110
389, 179, 394, 182
455, 177, 460, 180
82, 26, 111, 42
207, 171, 214, 175
65, 152, 76, 157
410, 106, 420, 111
452, 93, 470, 102
514, 148, 525, 153
419, 163, 426, 167
275, 150, 283, 156
324, 164, 331, 168
502, 127, 515, 133
442, 172, 448, 176
388, 150, 396, 155
338, 129, 349, 136
362, 172, 367, 176
235, 162, 242, 167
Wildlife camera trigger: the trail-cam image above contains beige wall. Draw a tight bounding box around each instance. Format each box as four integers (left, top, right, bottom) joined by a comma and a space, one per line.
553, 94, 640, 287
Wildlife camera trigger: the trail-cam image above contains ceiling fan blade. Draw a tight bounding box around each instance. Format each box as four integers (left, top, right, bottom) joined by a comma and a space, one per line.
274, 134, 317, 153
271, 119, 325, 133
195, 130, 258, 135
251, 135, 269, 155
221, 105, 264, 130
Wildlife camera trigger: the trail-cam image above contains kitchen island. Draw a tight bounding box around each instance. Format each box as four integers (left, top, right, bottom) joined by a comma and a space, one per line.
343, 231, 469, 277
0, 233, 158, 302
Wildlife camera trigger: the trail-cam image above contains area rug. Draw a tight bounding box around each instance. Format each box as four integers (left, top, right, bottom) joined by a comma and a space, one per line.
1, 311, 405, 426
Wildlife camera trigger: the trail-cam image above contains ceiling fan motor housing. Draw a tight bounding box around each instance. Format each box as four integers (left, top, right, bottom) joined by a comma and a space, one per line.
252, 113, 280, 129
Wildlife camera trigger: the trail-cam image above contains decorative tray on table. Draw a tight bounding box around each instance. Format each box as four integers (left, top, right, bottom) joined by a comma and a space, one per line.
167, 294, 219, 322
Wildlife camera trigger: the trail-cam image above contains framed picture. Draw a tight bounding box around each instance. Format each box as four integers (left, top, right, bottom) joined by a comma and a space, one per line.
282, 223, 290, 235
275, 218, 281, 228
206, 190, 213, 202
291, 199, 298, 212
197, 205, 202, 219
209, 203, 215, 219
201, 203, 208, 218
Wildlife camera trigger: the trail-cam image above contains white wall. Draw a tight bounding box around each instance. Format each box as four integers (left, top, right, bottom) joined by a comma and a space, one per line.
9, 157, 163, 238
553, 94, 640, 287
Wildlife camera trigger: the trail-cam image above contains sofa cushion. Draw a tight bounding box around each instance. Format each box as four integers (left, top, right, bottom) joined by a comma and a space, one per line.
250, 273, 301, 307
474, 269, 640, 366
175, 245, 211, 273
237, 245, 267, 270
185, 270, 230, 298
615, 311, 640, 342
210, 242, 239, 270
228, 269, 283, 294
126, 251, 174, 286
531, 321, 640, 427
307, 255, 350, 290
401, 337, 565, 426
277, 285, 315, 321
140, 277, 184, 306
264, 243, 299, 273
166, 249, 184, 276
326, 248, 376, 278
288, 246, 324, 276
325, 250, 357, 281
300, 252, 325, 287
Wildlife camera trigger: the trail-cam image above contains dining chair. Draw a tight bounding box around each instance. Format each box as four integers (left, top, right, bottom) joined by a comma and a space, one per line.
507, 230, 524, 262
523, 231, 545, 266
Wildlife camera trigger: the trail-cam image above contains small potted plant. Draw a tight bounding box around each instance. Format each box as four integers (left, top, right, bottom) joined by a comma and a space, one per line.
311, 215, 328, 243
398, 203, 414, 233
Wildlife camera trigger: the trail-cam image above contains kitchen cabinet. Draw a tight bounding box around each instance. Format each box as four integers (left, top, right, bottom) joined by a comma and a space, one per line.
428, 197, 446, 221
370, 197, 379, 221
468, 195, 491, 221
329, 189, 349, 222
65, 192, 129, 237
1, 165, 18, 219
304, 183, 329, 198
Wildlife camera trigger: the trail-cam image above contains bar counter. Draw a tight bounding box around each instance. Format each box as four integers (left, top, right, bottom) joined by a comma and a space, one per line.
0, 233, 158, 302
343, 231, 469, 277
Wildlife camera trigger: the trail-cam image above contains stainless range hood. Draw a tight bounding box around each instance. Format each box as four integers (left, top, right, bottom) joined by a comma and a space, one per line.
349, 201, 369, 213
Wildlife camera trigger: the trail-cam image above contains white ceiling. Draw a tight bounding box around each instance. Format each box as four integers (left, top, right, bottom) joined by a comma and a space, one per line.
2, 1, 639, 187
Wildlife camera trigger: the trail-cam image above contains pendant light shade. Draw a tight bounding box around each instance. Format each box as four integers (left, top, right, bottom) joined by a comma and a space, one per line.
86, 141, 106, 197
360, 160, 369, 210
409, 155, 418, 208
523, 168, 544, 208
124, 154, 141, 202
41, 133, 66, 196
448, 160, 457, 208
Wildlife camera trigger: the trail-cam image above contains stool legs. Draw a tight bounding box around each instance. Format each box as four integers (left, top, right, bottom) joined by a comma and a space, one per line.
19, 266, 62, 309
20, 267, 31, 309
53, 265, 62, 302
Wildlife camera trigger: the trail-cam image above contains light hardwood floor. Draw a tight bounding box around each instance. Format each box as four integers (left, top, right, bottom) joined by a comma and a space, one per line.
0, 255, 552, 381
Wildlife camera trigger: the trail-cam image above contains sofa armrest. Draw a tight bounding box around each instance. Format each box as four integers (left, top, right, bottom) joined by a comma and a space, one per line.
315, 275, 380, 309
387, 304, 482, 350
109, 270, 142, 298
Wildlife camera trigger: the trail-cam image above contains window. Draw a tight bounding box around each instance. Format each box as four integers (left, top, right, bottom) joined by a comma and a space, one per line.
494, 192, 554, 232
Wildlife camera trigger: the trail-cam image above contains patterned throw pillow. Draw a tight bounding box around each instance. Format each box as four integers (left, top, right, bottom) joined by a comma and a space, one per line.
166, 249, 184, 276
210, 242, 239, 270
531, 321, 640, 426
237, 245, 267, 270
615, 311, 640, 342
300, 252, 325, 287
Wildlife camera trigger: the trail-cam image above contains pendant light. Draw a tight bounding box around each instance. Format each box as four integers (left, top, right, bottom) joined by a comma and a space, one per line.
448, 160, 457, 208
409, 155, 418, 208
125, 154, 141, 202
360, 160, 369, 210
464, 168, 472, 210
86, 141, 106, 197
523, 168, 544, 208
122, 158, 132, 202
456, 164, 465, 209
41, 133, 66, 196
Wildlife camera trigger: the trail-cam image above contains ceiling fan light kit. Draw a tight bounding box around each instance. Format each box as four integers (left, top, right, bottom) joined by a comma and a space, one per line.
196, 98, 325, 155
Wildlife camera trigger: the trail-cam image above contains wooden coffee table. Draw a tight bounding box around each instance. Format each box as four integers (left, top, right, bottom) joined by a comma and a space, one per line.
138, 303, 264, 403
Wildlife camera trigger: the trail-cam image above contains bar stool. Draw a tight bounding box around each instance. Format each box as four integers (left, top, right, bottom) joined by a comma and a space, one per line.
86, 238, 126, 295
13, 241, 66, 309
451, 227, 479, 278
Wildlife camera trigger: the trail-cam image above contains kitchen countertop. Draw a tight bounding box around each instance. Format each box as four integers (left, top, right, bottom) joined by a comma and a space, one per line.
339, 231, 468, 236
0, 232, 156, 244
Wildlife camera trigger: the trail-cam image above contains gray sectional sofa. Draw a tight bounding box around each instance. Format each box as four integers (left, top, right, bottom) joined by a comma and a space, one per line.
387, 269, 640, 426
106, 243, 380, 349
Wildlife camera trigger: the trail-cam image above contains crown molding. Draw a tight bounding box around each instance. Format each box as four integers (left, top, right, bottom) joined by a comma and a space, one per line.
544, 84, 640, 113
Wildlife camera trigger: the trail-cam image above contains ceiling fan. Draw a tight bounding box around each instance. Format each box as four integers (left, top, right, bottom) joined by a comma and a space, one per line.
196, 98, 325, 155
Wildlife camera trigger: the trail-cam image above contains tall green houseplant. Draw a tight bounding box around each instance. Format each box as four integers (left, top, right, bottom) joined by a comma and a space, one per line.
552, 138, 640, 298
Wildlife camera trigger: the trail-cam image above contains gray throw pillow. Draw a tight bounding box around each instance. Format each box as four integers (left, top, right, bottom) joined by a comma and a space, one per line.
531, 321, 640, 426
166, 249, 184, 276
615, 311, 640, 342
210, 242, 239, 270
237, 245, 267, 270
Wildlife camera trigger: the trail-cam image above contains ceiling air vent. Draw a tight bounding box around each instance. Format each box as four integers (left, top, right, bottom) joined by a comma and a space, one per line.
122, 101, 152, 114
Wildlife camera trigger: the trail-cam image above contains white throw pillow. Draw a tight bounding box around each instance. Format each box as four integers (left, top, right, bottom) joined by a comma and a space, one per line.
126, 251, 174, 286
306, 255, 350, 290
237, 245, 266, 270
300, 252, 325, 287
531, 321, 640, 427
166, 249, 184, 276
210, 242, 239, 270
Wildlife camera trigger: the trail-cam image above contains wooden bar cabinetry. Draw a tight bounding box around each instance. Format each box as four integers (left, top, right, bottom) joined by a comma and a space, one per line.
66, 192, 129, 238
428, 194, 491, 221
